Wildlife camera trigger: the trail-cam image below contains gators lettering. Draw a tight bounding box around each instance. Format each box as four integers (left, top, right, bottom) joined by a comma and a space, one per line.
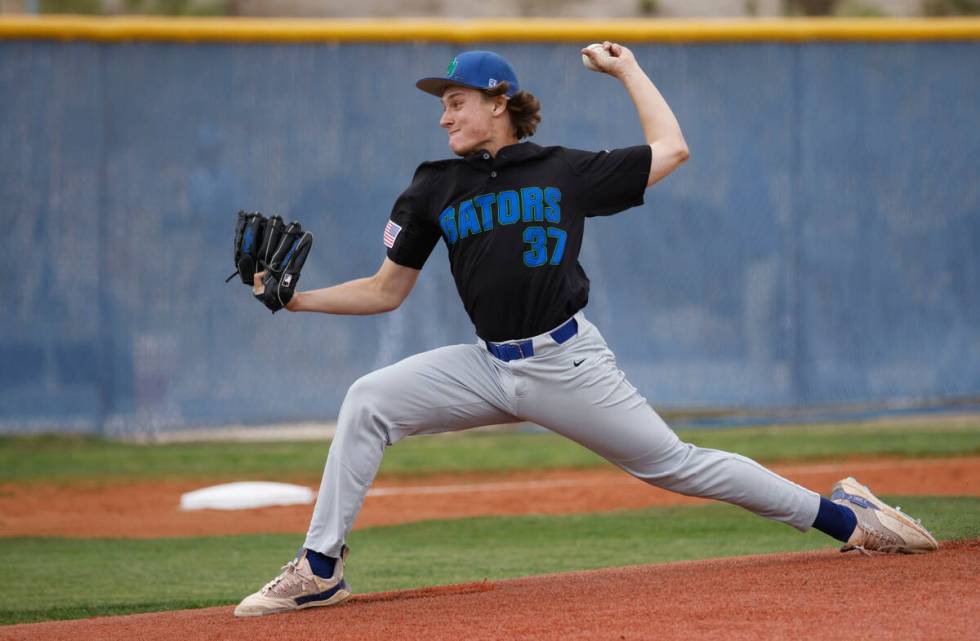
440, 187, 561, 244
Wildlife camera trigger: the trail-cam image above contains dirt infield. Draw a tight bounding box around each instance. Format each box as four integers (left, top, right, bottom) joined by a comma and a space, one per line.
3, 540, 977, 641
1, 456, 978, 538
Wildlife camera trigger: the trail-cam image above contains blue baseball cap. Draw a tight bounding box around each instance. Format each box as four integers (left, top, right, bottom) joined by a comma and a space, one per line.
416, 51, 520, 98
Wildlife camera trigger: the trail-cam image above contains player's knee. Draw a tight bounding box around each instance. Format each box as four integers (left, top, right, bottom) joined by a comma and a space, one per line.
335, 373, 392, 447
341, 373, 386, 417
341, 372, 391, 420
617, 440, 694, 481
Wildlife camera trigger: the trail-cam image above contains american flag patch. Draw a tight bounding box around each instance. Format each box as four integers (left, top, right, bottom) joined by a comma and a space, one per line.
383, 219, 402, 248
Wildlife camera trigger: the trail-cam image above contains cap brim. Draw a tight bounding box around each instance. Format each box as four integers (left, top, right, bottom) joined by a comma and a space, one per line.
416, 77, 484, 97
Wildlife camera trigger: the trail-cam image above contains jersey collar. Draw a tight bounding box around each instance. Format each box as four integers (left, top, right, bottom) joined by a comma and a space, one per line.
465, 142, 546, 168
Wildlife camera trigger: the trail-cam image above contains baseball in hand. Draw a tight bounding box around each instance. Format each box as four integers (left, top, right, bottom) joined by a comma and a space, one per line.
581, 43, 607, 72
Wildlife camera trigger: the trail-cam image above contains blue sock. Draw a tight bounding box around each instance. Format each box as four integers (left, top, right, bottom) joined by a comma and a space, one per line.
305, 549, 337, 578
811, 497, 858, 543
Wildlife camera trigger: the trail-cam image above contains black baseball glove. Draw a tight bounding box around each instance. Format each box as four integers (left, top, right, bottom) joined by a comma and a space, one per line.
227, 211, 281, 286
252, 220, 313, 313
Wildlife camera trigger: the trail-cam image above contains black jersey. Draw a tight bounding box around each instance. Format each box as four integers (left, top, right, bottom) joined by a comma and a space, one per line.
385, 142, 652, 342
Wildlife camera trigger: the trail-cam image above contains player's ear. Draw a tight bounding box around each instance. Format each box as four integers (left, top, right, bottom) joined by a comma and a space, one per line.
491, 95, 507, 116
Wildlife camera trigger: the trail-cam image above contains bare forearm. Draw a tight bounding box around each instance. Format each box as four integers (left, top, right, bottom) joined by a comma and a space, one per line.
281, 258, 420, 315
619, 67, 686, 150
287, 276, 400, 315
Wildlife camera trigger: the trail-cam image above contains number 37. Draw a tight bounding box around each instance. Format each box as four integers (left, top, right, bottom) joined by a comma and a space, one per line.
522, 226, 567, 267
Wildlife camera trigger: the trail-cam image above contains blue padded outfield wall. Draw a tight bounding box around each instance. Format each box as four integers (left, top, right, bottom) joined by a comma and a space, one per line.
1, 39, 978, 434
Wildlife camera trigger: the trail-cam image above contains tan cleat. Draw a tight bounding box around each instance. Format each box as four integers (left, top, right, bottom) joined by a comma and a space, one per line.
234, 546, 351, 617
831, 477, 938, 554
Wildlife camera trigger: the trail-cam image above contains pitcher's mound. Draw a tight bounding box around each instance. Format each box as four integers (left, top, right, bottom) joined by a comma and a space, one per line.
6, 540, 977, 641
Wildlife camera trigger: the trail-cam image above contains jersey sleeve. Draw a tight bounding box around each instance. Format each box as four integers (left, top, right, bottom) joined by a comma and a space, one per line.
384, 165, 441, 270
564, 145, 652, 218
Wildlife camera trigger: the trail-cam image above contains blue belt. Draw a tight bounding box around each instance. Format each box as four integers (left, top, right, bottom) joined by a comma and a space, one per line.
485, 317, 578, 363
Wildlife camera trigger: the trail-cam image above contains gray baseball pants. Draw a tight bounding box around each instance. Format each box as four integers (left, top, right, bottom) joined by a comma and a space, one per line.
305, 311, 821, 557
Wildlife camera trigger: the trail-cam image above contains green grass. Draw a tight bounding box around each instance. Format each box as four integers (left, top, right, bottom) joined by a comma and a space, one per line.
1, 419, 979, 483
1, 496, 978, 625
682, 419, 980, 462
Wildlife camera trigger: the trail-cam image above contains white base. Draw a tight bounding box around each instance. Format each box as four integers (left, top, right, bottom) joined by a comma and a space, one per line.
180, 481, 315, 511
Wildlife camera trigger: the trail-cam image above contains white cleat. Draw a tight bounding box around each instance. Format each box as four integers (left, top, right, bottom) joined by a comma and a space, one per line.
831, 477, 938, 554
234, 546, 351, 617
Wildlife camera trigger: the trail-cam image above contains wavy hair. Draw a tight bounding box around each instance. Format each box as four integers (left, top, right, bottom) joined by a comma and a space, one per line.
484, 81, 542, 140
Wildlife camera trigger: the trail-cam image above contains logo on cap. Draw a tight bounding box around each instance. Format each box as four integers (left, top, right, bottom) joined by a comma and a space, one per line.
447, 57, 458, 77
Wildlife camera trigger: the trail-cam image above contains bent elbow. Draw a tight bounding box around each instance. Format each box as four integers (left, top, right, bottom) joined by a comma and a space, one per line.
669, 135, 690, 165
646, 141, 691, 187
378, 287, 410, 313
381, 297, 403, 313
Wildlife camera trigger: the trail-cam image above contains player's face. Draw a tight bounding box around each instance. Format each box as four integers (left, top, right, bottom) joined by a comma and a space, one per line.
439, 87, 495, 156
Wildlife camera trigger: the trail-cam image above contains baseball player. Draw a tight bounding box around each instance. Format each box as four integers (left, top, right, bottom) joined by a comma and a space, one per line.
234, 44, 938, 617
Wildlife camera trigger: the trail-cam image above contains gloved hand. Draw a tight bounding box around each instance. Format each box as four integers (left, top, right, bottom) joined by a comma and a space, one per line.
251, 220, 313, 313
